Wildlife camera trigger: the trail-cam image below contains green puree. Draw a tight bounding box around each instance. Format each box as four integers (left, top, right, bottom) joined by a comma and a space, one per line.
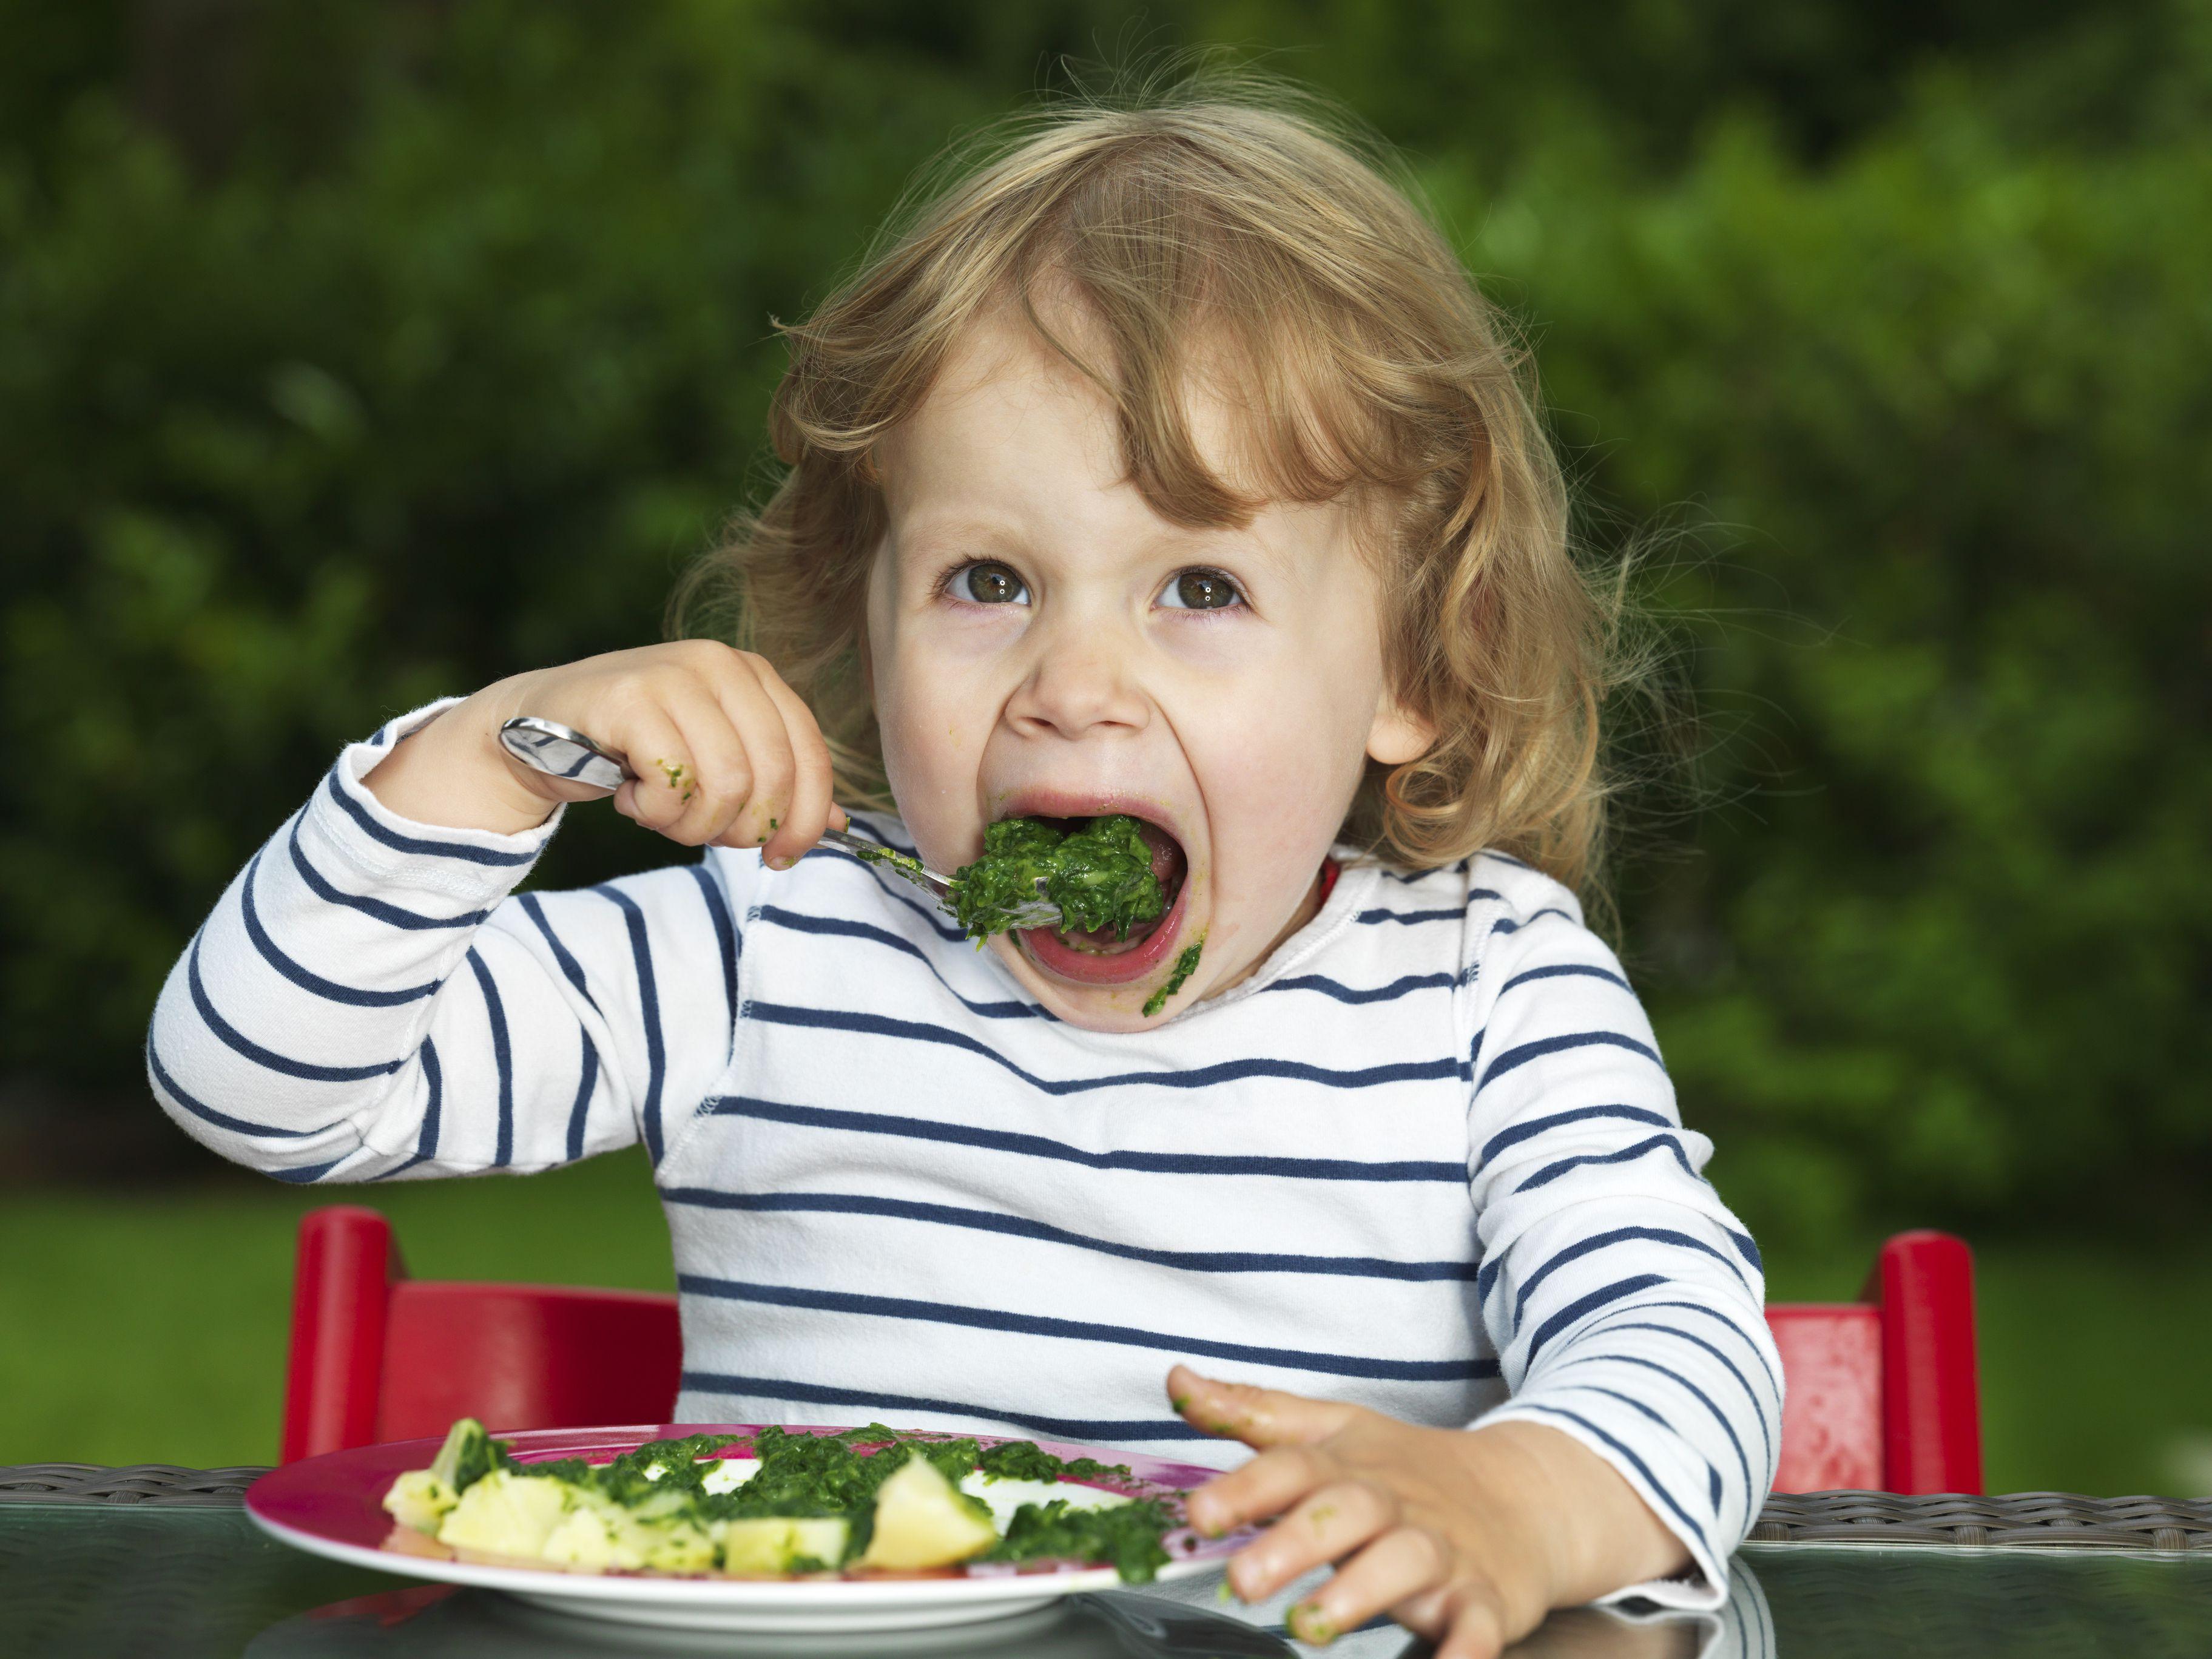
949, 815, 1168, 941
1142, 939, 1204, 1018
436, 1419, 1175, 1583
849, 842, 932, 887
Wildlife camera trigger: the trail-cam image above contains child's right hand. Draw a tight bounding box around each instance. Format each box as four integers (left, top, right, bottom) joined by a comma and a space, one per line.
363, 642, 845, 869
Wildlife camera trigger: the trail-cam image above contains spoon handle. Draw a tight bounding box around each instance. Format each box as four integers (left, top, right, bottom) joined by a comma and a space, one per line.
492, 715, 1055, 922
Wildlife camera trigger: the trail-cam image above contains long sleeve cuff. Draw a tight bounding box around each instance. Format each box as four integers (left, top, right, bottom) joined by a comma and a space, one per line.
306, 698, 566, 905
1468, 1395, 1733, 1613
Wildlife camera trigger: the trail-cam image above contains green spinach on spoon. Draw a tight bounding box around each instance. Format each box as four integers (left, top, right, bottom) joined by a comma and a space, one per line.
948, 815, 1170, 943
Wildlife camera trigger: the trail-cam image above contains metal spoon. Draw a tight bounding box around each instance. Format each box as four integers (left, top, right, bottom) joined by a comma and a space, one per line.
496, 715, 1060, 928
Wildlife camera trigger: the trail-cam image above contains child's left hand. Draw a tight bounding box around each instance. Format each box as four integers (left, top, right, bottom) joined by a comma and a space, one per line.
1169, 1365, 1693, 1658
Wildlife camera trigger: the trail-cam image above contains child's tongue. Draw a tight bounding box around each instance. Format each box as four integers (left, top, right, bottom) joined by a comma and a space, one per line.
1053, 820, 1186, 954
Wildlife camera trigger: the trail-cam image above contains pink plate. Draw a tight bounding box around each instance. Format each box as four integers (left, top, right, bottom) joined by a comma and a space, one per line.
246, 1425, 1249, 1635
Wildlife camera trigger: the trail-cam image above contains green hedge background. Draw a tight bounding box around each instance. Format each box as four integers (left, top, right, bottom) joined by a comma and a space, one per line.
2, 4, 2207, 1275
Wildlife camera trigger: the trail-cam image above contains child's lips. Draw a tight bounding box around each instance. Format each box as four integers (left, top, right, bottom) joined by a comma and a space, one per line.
1017, 869, 1192, 985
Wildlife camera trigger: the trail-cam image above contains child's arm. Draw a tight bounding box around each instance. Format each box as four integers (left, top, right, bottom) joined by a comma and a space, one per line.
146, 643, 839, 1181
1173, 886, 1779, 1656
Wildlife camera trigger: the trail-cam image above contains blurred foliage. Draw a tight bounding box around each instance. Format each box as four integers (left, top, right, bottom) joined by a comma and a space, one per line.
2, 0, 2207, 1251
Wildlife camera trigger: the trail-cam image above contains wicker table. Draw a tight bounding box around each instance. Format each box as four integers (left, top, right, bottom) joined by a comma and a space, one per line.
8, 1467, 2212, 1658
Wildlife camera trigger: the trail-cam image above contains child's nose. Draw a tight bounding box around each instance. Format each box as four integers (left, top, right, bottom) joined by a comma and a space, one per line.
1003, 626, 1150, 742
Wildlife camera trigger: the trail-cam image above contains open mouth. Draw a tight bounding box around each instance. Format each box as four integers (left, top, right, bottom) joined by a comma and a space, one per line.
1006, 811, 1193, 987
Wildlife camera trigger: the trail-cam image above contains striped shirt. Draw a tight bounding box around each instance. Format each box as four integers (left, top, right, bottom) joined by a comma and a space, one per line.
149, 701, 1781, 1610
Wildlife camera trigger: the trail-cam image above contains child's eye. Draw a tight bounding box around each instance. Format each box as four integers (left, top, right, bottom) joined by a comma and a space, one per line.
1157, 569, 1244, 612
956, 562, 1029, 606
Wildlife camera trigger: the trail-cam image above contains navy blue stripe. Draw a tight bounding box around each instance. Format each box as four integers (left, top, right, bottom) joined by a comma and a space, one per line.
1638, 1300, 1784, 1399
1564, 1382, 1722, 1510
1554, 1350, 1751, 1509
687, 863, 739, 1039
465, 948, 514, 1167
659, 1186, 1479, 1281
145, 1037, 327, 1139
1357, 905, 1461, 925
1479, 1029, 1665, 1091
703, 1096, 1465, 1182
1479, 1104, 1674, 1167
747, 1004, 1459, 1093
288, 817, 488, 931
188, 934, 405, 1083
268, 1156, 348, 1184
601, 887, 666, 1164
1353, 887, 1511, 927
566, 1030, 597, 1162
1726, 1227, 1763, 1271
755, 908, 1037, 1020
1512, 1227, 1749, 1321
1591, 1318, 1776, 1465
322, 769, 536, 867
417, 1038, 443, 1162
1377, 858, 1470, 883
376, 1039, 447, 1180
679, 1373, 1205, 1443
1523, 1273, 1668, 1363
1261, 970, 1455, 1004
518, 894, 601, 1015
1488, 908, 1573, 938
1499, 961, 1631, 995
1516, 1402, 1708, 1556
238, 851, 437, 1007
679, 1275, 1495, 1382
1514, 1133, 1697, 1194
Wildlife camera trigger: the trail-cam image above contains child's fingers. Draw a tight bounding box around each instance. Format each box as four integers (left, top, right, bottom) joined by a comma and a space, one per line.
606, 704, 698, 838
1230, 1479, 1398, 1603
751, 666, 840, 865
1283, 1524, 1449, 1647
1185, 1444, 1331, 1544
1169, 1365, 1359, 1450
687, 656, 799, 854
659, 680, 763, 846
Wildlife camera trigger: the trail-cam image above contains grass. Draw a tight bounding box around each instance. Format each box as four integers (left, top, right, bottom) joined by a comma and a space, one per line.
4, 1158, 2209, 1495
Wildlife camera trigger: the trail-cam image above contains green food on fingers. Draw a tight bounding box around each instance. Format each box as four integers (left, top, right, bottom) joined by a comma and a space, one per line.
382, 1417, 1174, 1582
949, 815, 1167, 941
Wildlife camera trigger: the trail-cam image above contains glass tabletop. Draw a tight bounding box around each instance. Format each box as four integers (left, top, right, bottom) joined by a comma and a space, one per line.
10, 1502, 2212, 1659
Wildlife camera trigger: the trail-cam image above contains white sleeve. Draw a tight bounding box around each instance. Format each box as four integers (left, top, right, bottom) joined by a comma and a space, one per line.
1458, 867, 1782, 1610
145, 701, 744, 1183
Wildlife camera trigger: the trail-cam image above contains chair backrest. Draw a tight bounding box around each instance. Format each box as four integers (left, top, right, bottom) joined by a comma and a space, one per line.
1766, 1230, 1982, 1493
282, 1206, 680, 1463
282, 1208, 1982, 1493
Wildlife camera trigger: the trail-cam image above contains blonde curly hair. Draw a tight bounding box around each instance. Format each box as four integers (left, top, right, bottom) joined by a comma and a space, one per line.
679, 70, 1622, 899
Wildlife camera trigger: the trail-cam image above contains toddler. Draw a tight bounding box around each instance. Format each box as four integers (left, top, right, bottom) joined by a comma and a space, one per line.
152, 85, 1779, 1657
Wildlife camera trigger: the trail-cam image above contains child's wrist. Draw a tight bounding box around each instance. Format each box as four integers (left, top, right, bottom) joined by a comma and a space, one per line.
1458, 1420, 1693, 1608
362, 683, 562, 836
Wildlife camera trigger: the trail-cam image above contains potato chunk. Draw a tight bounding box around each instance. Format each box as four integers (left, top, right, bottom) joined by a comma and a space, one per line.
382, 1469, 459, 1535
717, 1516, 851, 1575
857, 1454, 999, 1572
436, 1468, 572, 1559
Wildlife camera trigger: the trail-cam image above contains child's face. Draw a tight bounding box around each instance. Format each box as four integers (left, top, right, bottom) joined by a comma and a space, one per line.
865, 305, 1431, 1030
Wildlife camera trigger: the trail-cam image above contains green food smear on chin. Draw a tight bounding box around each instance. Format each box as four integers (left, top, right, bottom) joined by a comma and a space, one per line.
1142, 939, 1204, 1018
949, 814, 1168, 942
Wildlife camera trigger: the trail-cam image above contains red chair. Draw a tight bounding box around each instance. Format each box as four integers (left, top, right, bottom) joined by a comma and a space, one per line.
281, 1205, 681, 1463
282, 1208, 1981, 1493
1767, 1230, 1981, 1493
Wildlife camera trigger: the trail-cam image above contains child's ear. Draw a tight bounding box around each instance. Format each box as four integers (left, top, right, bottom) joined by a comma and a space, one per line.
1366, 686, 1434, 767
